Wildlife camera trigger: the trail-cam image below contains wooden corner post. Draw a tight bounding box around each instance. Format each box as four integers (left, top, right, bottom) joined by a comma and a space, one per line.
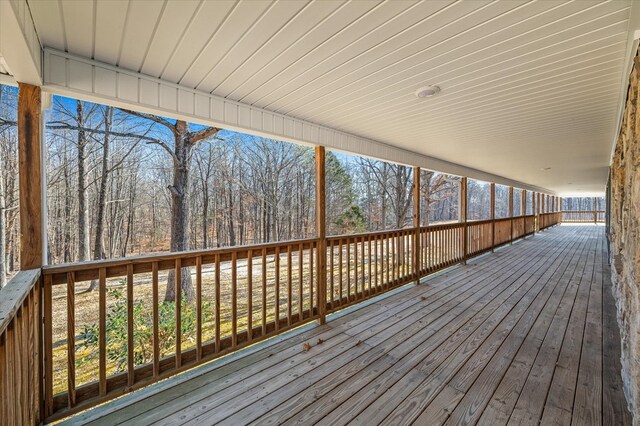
315, 146, 327, 324
412, 167, 420, 283
508, 186, 514, 244
18, 83, 44, 270
461, 177, 468, 263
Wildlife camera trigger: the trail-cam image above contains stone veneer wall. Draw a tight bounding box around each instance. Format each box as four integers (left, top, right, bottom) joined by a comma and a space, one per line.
610, 52, 640, 419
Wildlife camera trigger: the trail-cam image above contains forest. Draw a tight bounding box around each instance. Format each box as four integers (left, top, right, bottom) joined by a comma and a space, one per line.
0, 85, 463, 288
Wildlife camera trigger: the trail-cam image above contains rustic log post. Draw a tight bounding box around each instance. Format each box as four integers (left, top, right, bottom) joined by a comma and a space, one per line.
18, 83, 44, 270
315, 146, 327, 324
461, 177, 468, 263
413, 167, 420, 283
509, 186, 514, 244
490, 183, 495, 251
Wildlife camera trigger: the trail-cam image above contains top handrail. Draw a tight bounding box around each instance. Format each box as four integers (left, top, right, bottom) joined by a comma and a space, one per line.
0, 269, 41, 335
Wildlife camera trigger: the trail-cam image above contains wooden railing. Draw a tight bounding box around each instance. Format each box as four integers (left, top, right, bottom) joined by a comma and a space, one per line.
41, 239, 318, 421
32, 214, 540, 421
561, 210, 605, 223
540, 212, 562, 229
418, 222, 465, 274
326, 229, 415, 313
0, 270, 42, 425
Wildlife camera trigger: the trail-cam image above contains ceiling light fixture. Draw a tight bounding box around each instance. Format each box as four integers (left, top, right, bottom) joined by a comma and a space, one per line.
415, 85, 441, 98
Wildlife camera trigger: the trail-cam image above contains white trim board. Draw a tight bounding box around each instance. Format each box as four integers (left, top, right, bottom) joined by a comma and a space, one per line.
42, 48, 553, 194
0, 0, 42, 85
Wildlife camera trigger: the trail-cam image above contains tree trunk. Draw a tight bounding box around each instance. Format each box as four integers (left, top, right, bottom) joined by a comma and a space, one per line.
77, 101, 90, 261
165, 121, 195, 302
88, 107, 112, 291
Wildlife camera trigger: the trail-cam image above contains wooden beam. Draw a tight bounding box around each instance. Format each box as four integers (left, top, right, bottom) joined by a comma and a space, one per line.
18, 83, 44, 270
461, 177, 468, 262
413, 167, 420, 282
315, 146, 327, 324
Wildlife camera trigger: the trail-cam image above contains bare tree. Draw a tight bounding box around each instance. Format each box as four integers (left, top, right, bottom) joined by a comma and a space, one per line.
120, 110, 221, 302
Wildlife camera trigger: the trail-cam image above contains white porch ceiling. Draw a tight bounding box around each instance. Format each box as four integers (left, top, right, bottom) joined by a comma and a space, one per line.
27, 0, 637, 195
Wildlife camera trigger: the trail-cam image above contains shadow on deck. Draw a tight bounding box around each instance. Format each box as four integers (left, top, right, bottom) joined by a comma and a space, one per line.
62, 225, 631, 425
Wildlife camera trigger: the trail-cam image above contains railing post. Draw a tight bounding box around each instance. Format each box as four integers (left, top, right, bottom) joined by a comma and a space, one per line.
508, 186, 514, 244
17, 83, 45, 424
461, 177, 468, 263
593, 196, 597, 224
315, 146, 327, 325
490, 182, 495, 251
413, 167, 421, 283
532, 191, 537, 232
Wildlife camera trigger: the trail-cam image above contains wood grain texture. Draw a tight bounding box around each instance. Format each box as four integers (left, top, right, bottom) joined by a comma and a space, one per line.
17, 83, 43, 270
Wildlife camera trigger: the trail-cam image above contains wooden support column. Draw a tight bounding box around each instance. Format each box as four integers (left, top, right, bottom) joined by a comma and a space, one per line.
532, 191, 536, 232
461, 177, 468, 263
18, 83, 44, 270
490, 182, 495, 251
537, 192, 541, 231
412, 167, 420, 282
508, 186, 514, 243
315, 146, 327, 324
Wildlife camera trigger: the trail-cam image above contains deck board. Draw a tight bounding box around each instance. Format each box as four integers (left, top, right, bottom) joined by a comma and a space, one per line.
64, 225, 631, 426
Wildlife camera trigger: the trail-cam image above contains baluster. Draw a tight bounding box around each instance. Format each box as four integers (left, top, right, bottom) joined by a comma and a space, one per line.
339, 239, 343, 306
66, 272, 76, 407
99, 268, 107, 396
287, 246, 292, 326
310, 243, 314, 315
298, 243, 303, 322
261, 248, 267, 337
367, 237, 372, 296
330, 240, 334, 309
196, 256, 203, 358
354, 237, 358, 300
247, 250, 252, 343
127, 264, 135, 386
231, 252, 237, 347
152, 262, 160, 377
215, 254, 221, 353
175, 259, 182, 368
346, 240, 351, 302
275, 247, 280, 331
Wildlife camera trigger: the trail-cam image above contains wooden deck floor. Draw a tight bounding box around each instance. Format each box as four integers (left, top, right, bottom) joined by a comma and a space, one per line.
65, 225, 631, 426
